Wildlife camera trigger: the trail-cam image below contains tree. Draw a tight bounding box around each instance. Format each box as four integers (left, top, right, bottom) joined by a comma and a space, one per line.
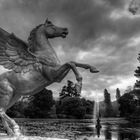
7, 99, 26, 118
116, 88, 121, 101
81, 98, 94, 115
134, 53, 140, 89
24, 89, 54, 118
57, 97, 86, 119
104, 89, 114, 117
117, 53, 140, 118
104, 89, 111, 104
118, 89, 140, 117
57, 80, 84, 118
119, 91, 136, 117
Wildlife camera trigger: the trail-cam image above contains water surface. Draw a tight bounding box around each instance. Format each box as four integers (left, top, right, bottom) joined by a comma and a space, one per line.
0, 118, 139, 140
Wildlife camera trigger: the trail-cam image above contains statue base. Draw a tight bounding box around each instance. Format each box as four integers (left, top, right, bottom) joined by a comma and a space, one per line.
0, 134, 69, 140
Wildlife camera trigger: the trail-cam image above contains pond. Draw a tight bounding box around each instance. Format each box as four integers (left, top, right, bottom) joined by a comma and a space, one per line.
0, 118, 140, 140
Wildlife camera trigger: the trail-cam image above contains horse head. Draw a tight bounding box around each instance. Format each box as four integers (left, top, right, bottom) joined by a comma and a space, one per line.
43, 19, 68, 38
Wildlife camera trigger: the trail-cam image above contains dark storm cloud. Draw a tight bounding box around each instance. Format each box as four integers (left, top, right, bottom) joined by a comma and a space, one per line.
105, 0, 125, 8
1, 0, 107, 44
0, 0, 130, 47
1, 0, 140, 49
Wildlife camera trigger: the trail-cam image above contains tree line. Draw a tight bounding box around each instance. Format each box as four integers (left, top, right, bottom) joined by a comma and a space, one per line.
7, 80, 139, 119
7, 80, 95, 119
115, 53, 140, 119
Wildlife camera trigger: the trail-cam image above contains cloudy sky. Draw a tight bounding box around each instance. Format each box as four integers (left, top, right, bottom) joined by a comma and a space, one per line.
0, 0, 139, 101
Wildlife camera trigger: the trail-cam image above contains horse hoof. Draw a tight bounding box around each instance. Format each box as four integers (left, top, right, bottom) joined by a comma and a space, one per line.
90, 67, 99, 73
14, 126, 21, 136
5, 128, 14, 136
14, 129, 21, 136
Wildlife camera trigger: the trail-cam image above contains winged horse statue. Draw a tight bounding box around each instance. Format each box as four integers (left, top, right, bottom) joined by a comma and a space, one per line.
0, 19, 99, 136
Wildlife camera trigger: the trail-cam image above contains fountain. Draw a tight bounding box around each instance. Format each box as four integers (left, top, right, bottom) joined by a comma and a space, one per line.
93, 95, 100, 125
94, 96, 102, 138
87, 94, 102, 137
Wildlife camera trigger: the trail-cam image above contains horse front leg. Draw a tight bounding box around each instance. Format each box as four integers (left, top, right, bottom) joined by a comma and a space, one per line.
55, 62, 83, 93
70, 61, 99, 73
67, 62, 82, 94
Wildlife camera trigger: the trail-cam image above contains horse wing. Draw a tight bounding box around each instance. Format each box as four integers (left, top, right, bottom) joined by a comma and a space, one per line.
0, 29, 40, 73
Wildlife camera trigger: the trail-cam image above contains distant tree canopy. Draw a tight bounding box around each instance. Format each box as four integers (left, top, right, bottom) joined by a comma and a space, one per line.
133, 54, 140, 117
104, 89, 114, 117
116, 88, 121, 101
24, 89, 54, 118
7, 80, 95, 119
7, 89, 55, 118
7, 99, 26, 118
118, 90, 140, 117
134, 53, 140, 89
104, 89, 111, 104
56, 97, 86, 119
56, 80, 95, 119
81, 98, 94, 115
119, 53, 140, 118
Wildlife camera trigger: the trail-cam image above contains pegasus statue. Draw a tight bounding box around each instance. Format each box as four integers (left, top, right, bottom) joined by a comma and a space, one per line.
0, 19, 99, 136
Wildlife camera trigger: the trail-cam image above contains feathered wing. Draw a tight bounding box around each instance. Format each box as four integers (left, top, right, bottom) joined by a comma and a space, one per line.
0, 28, 40, 73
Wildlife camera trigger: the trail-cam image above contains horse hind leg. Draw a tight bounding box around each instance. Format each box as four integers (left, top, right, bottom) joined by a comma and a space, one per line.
0, 108, 15, 136
68, 62, 82, 94
0, 110, 14, 136
3, 112, 21, 136
0, 108, 21, 136
0, 83, 21, 136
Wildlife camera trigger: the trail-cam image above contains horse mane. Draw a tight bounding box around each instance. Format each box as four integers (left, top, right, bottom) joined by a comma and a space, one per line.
27, 24, 59, 67
28, 24, 43, 53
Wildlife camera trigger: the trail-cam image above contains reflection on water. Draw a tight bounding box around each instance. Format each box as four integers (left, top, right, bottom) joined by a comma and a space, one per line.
96, 127, 101, 138
104, 125, 112, 140
83, 119, 140, 140
0, 118, 140, 140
